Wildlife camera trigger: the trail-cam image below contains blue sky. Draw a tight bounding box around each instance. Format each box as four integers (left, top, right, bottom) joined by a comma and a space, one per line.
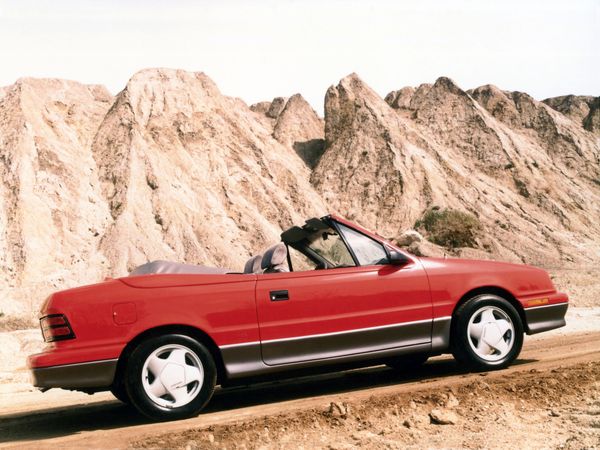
0, 0, 598, 113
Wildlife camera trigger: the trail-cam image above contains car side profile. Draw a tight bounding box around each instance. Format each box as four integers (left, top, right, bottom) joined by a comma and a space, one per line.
28, 215, 568, 421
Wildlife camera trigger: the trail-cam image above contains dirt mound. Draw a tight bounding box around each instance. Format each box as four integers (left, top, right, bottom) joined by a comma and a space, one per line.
133, 360, 600, 450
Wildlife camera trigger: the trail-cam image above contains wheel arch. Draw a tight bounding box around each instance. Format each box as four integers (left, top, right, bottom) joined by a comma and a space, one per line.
114, 324, 227, 386
452, 285, 526, 327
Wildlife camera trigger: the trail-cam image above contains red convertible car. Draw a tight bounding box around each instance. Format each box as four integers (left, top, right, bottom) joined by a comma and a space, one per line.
29, 215, 568, 421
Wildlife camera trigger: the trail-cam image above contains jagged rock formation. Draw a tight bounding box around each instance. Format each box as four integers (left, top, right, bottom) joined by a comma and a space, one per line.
0, 78, 113, 314
543, 95, 600, 134
92, 69, 326, 277
0, 70, 327, 314
314, 74, 600, 267
272, 94, 325, 168
0, 69, 599, 315
253, 95, 325, 168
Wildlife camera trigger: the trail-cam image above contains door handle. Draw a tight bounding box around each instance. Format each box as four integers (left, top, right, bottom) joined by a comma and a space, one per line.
270, 290, 289, 301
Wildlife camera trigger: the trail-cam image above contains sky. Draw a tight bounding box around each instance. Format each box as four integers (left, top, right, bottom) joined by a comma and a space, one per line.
0, 0, 598, 114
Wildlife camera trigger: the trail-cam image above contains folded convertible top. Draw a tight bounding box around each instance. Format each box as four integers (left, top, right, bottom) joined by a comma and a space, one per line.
130, 260, 231, 276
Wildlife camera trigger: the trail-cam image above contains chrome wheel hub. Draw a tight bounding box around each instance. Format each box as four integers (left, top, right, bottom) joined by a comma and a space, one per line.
141, 344, 204, 408
467, 306, 515, 363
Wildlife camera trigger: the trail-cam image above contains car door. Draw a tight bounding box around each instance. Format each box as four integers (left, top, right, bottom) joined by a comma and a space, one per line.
255, 224, 432, 366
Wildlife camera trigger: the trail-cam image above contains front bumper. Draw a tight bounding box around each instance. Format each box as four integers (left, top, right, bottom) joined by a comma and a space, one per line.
524, 302, 568, 335
30, 359, 118, 390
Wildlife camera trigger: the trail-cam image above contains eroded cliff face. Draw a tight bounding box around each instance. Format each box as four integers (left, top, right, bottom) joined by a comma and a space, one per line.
253, 94, 325, 168
543, 95, 600, 135
0, 70, 327, 314
0, 78, 113, 313
314, 74, 600, 266
0, 69, 598, 314
91, 68, 326, 278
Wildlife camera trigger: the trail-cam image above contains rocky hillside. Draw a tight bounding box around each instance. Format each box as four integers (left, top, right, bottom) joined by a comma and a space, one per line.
0, 69, 598, 315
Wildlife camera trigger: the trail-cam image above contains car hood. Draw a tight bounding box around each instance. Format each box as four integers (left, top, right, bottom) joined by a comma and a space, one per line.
416, 256, 556, 295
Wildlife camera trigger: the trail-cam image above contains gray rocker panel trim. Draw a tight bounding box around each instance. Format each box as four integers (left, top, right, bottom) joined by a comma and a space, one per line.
31, 359, 118, 389
220, 316, 453, 379
524, 302, 568, 335
262, 319, 431, 365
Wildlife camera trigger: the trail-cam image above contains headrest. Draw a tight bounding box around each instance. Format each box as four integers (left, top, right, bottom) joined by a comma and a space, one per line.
261, 243, 288, 270
243, 254, 263, 274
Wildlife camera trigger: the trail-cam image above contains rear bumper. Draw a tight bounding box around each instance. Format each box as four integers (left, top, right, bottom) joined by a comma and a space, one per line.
30, 359, 117, 390
524, 302, 568, 335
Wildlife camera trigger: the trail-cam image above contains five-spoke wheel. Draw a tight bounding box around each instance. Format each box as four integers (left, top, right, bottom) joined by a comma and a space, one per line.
124, 334, 216, 421
141, 344, 205, 408
451, 294, 523, 370
467, 306, 515, 362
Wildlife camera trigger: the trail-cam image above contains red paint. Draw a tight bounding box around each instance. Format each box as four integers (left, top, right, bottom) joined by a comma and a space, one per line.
256, 263, 431, 342
28, 216, 568, 371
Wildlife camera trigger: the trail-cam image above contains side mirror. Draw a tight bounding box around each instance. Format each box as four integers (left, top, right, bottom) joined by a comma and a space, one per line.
388, 250, 410, 266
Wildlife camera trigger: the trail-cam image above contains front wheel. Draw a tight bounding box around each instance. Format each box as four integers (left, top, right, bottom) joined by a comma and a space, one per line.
124, 334, 217, 421
451, 294, 523, 370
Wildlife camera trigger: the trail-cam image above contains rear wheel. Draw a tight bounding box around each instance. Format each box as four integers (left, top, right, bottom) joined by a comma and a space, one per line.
451, 294, 523, 370
386, 353, 429, 371
124, 334, 217, 421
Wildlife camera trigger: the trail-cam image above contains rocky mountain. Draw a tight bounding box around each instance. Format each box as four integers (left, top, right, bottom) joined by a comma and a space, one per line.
91, 69, 326, 280
543, 95, 600, 134
252, 94, 325, 168
0, 78, 113, 314
315, 74, 600, 265
0, 69, 599, 316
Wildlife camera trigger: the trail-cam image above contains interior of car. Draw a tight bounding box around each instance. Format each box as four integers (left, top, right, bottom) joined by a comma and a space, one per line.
130, 217, 397, 276
243, 216, 392, 274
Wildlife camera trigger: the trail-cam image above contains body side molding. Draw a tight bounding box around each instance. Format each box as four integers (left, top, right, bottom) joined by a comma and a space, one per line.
220, 316, 454, 379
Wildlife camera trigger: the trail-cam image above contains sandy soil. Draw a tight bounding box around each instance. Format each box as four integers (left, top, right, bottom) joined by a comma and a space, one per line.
1, 331, 599, 449
136, 360, 600, 450
551, 268, 600, 308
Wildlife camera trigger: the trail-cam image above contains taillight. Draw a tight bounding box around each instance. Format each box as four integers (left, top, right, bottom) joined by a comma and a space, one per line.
40, 314, 75, 342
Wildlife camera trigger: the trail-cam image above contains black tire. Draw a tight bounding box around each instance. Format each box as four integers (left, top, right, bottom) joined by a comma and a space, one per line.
124, 334, 217, 421
386, 353, 429, 371
110, 382, 130, 404
451, 294, 523, 371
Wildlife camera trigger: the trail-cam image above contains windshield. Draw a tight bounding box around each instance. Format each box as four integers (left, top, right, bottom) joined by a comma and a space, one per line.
337, 223, 389, 266
305, 227, 355, 268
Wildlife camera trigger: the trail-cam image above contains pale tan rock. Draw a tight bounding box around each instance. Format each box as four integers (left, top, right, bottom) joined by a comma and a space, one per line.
272, 94, 325, 168
385, 87, 415, 109
543, 95, 600, 134
396, 230, 423, 247
266, 96, 288, 119
314, 73, 600, 270
0, 78, 113, 314
249, 101, 272, 116
583, 98, 600, 134
91, 68, 327, 277
429, 408, 458, 425
0, 69, 599, 317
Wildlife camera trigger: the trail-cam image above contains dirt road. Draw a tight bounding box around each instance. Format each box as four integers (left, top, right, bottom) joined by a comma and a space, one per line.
1, 331, 599, 449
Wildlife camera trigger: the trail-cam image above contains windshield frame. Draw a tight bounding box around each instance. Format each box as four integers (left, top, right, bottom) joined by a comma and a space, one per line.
283, 216, 397, 271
